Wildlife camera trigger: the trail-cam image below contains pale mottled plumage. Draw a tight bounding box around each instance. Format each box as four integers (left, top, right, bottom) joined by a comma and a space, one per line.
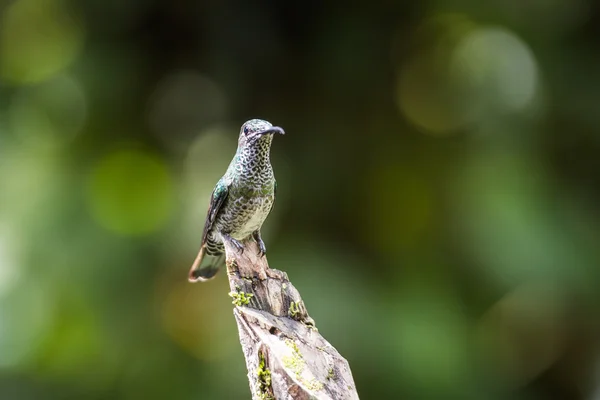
188, 119, 284, 282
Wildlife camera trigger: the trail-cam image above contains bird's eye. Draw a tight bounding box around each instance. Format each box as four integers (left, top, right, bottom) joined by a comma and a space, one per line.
243, 126, 250, 135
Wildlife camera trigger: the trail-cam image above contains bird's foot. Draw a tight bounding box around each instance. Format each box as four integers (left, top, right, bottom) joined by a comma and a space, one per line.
223, 233, 245, 254
253, 231, 266, 257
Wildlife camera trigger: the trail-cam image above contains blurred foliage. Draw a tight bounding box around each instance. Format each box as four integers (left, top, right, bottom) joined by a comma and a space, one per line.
1, 0, 600, 399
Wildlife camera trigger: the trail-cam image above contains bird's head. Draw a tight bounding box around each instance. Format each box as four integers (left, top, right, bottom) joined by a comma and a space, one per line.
237, 119, 285, 148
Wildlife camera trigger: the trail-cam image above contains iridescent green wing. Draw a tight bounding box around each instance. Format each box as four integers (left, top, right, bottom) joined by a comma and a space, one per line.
201, 179, 229, 243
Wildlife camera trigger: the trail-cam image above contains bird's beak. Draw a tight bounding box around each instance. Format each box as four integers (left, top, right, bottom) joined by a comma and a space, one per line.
258, 126, 285, 136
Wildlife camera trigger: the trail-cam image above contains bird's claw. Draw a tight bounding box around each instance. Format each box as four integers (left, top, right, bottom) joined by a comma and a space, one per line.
224, 234, 245, 254
258, 243, 266, 258
232, 239, 245, 254
253, 231, 267, 257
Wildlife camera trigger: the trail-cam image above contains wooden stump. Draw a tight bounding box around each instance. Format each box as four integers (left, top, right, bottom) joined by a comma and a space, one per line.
224, 239, 359, 400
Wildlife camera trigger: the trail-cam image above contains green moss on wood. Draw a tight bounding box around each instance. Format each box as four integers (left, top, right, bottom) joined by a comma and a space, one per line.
229, 288, 254, 306
282, 339, 324, 392
288, 301, 301, 320
257, 352, 274, 400
327, 367, 335, 380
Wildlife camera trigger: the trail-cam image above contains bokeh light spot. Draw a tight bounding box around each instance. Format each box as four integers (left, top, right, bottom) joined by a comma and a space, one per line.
395, 13, 476, 136
87, 148, 174, 236
450, 27, 539, 120
396, 51, 464, 135
0, 0, 84, 84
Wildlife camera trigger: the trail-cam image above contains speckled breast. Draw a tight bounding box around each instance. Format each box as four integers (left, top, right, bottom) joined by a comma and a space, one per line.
215, 192, 275, 241
234, 194, 274, 239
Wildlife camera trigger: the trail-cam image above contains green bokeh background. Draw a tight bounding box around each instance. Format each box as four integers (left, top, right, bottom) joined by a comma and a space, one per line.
1, 0, 600, 399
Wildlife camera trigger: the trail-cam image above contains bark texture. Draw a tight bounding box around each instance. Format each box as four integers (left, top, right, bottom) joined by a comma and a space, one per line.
224, 239, 359, 400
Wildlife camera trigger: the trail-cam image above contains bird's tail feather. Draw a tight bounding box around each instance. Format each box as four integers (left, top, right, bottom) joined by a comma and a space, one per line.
188, 245, 225, 282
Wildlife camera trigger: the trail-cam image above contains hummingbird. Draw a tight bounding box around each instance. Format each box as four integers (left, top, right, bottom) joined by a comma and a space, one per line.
188, 119, 285, 282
